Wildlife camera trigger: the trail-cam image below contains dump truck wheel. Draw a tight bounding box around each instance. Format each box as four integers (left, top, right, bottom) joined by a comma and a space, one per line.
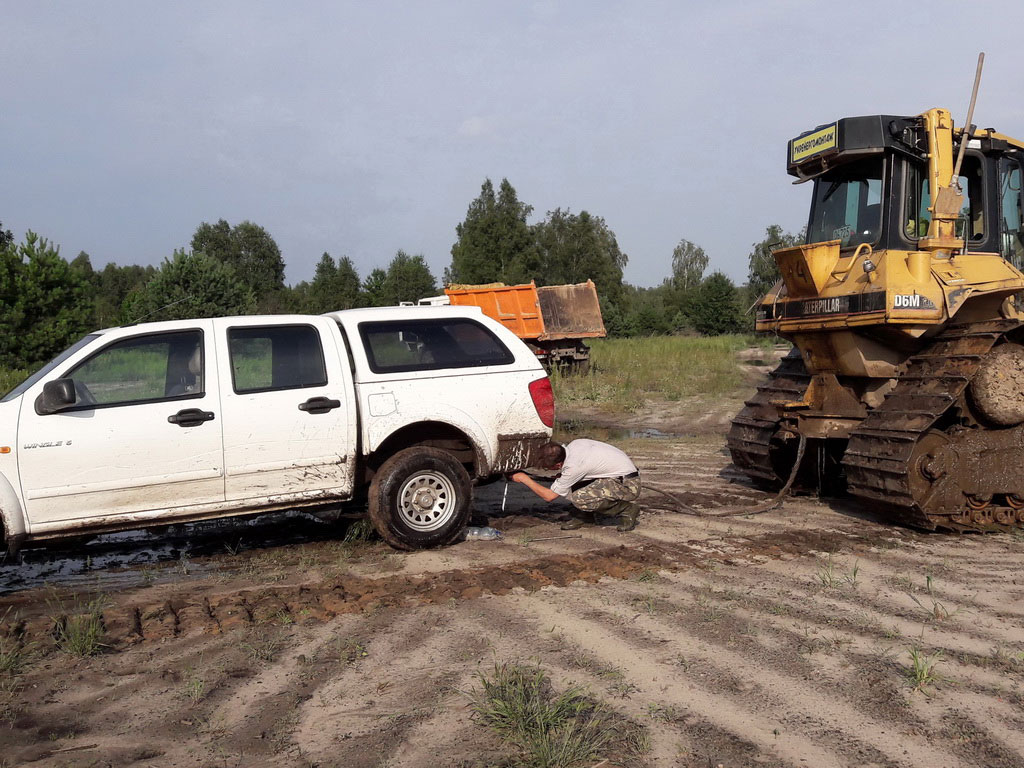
368, 447, 472, 550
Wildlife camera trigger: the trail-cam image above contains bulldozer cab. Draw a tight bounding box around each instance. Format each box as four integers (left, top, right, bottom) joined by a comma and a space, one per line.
791, 112, 1024, 269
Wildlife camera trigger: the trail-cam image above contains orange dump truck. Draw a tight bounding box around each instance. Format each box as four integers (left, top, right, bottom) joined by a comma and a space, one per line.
443, 280, 606, 372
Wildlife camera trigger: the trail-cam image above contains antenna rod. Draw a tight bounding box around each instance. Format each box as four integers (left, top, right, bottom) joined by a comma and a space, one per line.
127, 296, 190, 326
951, 52, 985, 185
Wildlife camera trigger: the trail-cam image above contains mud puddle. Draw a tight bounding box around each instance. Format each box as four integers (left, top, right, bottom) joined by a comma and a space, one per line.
0, 509, 350, 594
0, 482, 556, 595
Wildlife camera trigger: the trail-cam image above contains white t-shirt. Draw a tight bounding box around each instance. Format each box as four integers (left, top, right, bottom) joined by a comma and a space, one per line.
549, 439, 638, 497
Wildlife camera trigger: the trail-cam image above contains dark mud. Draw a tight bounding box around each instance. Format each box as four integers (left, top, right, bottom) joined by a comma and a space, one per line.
0, 508, 349, 594
0, 525, 878, 651
0, 468, 617, 595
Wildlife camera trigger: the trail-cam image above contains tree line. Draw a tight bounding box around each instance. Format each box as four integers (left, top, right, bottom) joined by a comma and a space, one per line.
0, 180, 800, 371
446, 178, 801, 338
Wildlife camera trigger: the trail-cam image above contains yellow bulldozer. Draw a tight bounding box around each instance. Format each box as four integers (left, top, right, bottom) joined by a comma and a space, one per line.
728, 61, 1024, 532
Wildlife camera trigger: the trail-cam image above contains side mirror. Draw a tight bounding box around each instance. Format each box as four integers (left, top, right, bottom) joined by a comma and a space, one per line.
35, 378, 77, 415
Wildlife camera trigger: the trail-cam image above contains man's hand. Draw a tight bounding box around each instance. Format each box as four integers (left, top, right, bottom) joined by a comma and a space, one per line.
508, 471, 560, 502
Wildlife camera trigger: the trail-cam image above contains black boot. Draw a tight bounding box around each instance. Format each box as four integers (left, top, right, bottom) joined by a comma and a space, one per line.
616, 502, 639, 532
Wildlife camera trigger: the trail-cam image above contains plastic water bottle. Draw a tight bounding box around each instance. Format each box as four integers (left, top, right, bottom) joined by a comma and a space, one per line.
463, 526, 503, 541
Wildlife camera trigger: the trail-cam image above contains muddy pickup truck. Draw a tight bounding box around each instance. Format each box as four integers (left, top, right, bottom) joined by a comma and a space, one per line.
0, 306, 554, 553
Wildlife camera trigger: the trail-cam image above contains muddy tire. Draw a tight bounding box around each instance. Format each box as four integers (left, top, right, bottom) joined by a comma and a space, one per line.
367, 447, 472, 550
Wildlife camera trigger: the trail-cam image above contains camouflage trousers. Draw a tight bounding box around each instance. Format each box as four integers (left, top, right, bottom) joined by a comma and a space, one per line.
569, 475, 641, 515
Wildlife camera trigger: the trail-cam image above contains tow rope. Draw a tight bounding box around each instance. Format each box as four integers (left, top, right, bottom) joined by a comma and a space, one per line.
640, 433, 807, 518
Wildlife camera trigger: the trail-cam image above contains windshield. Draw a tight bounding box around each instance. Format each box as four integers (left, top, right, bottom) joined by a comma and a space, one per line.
808, 158, 884, 247
0, 334, 100, 402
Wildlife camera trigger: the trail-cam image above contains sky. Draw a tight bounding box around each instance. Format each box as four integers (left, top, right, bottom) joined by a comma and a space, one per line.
3, 1, 1024, 289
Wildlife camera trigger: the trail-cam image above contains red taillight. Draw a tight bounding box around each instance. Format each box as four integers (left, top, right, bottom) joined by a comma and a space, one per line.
528, 376, 555, 428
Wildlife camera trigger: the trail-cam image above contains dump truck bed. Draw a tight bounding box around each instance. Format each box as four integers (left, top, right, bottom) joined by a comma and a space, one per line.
535, 282, 606, 341
444, 280, 606, 341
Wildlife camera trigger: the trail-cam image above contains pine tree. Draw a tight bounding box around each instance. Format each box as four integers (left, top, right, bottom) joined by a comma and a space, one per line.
686, 272, 745, 335
0, 232, 93, 368
306, 253, 363, 313
362, 268, 389, 307
383, 251, 437, 304
449, 178, 538, 285
122, 250, 256, 323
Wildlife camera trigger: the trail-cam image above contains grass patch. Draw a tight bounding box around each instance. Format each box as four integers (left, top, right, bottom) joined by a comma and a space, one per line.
906, 575, 962, 623
0, 636, 30, 676
338, 637, 369, 665
184, 673, 206, 705
816, 554, 860, 590
905, 646, 946, 693
343, 518, 375, 544
470, 661, 644, 768
49, 595, 106, 657
0, 609, 32, 675
550, 335, 765, 411
241, 628, 284, 663
0, 675, 25, 724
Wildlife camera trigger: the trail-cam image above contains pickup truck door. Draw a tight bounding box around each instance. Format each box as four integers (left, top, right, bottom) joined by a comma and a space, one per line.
18, 323, 226, 527
213, 318, 356, 502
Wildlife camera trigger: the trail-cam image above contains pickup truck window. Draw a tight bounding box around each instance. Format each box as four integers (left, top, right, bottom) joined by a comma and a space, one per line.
228, 325, 328, 393
359, 319, 514, 373
67, 330, 204, 407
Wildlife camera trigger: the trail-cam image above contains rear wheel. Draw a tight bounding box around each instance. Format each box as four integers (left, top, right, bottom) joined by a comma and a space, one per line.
368, 447, 472, 550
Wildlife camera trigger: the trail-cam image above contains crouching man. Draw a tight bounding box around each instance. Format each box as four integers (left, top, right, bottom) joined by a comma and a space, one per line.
510, 439, 642, 532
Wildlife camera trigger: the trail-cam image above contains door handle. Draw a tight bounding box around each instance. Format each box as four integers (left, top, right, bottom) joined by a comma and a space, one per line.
298, 396, 342, 414
168, 408, 216, 427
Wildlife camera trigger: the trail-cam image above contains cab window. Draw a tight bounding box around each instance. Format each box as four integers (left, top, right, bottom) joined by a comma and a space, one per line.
228, 325, 327, 393
359, 318, 514, 373
808, 158, 883, 247
66, 331, 204, 408
956, 156, 985, 242
999, 157, 1024, 270
904, 163, 932, 239
903, 155, 986, 243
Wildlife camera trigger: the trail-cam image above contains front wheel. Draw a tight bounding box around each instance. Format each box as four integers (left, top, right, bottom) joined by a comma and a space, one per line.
368, 447, 472, 550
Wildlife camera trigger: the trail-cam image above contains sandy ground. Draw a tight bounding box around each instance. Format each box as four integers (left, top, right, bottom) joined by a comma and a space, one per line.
2, 384, 1024, 767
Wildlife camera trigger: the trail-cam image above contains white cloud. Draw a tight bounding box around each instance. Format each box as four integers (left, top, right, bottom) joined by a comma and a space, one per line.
457, 116, 494, 138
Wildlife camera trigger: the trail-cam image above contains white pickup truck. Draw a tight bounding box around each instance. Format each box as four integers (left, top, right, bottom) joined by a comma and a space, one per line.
0, 306, 554, 552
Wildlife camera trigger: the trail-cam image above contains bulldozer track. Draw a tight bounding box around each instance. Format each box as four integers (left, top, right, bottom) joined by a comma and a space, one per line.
843, 319, 1023, 532
726, 351, 810, 486
730, 321, 1024, 533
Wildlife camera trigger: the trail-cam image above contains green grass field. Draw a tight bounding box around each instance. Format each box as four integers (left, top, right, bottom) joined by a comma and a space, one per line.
550, 335, 774, 412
